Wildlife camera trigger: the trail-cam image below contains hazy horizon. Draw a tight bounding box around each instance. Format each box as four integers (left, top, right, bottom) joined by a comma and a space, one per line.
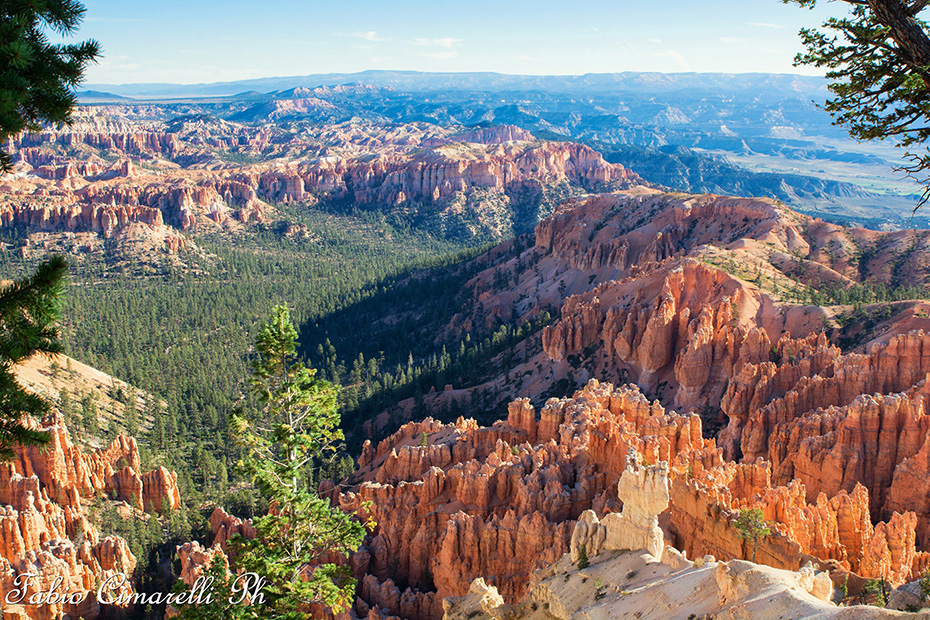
74, 0, 848, 85
83, 68, 828, 90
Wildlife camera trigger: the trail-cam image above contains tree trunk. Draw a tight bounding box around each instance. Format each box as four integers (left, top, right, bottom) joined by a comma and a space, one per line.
867, 0, 930, 76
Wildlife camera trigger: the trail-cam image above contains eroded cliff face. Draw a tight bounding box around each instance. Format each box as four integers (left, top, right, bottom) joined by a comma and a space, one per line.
539, 259, 814, 412
443, 458, 891, 620
343, 382, 817, 618
716, 328, 930, 552
184, 381, 706, 620
165, 188, 930, 619
177, 382, 924, 620
1, 114, 643, 255
380, 188, 930, 444
0, 413, 181, 619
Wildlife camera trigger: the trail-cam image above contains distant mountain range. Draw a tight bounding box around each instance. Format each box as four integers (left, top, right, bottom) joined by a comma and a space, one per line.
82, 70, 831, 99
76, 70, 925, 228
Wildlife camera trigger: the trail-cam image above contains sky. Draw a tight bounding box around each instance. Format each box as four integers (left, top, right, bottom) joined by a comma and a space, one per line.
72, 0, 848, 85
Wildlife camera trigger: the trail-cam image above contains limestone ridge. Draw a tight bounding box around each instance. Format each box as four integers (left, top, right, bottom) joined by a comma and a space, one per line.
570, 449, 669, 561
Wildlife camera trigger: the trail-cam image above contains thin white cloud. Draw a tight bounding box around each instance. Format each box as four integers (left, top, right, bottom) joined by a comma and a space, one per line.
654, 50, 692, 71
517, 54, 538, 62
749, 22, 785, 29
421, 51, 457, 59
341, 31, 383, 42
411, 37, 461, 49
616, 40, 639, 57
647, 38, 663, 44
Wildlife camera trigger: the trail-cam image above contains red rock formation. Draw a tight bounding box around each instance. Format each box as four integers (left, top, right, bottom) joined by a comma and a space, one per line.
6, 417, 182, 514
208, 506, 256, 550
709, 328, 930, 561
334, 379, 930, 619
2, 118, 643, 250
0, 414, 183, 619
669, 448, 923, 586
176, 540, 229, 586
335, 380, 711, 619
0, 202, 164, 235
142, 467, 182, 513
332, 190, 930, 617
540, 259, 816, 411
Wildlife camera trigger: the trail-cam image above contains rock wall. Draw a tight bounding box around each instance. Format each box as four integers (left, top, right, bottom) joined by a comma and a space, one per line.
2, 120, 641, 245
6, 414, 181, 513
668, 448, 926, 586
715, 328, 930, 552
540, 259, 813, 411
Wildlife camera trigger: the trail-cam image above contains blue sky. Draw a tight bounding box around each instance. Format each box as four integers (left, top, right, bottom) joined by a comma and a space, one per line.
74, 0, 846, 84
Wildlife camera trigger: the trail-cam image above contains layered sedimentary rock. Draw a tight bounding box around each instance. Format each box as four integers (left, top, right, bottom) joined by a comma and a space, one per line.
337, 379, 930, 619
714, 327, 930, 553
336, 380, 708, 619
141, 467, 182, 513
343, 192, 930, 616
443, 459, 885, 620
2, 115, 643, 253
0, 413, 181, 619
540, 259, 795, 410
669, 448, 926, 586
7, 414, 180, 513
416, 188, 930, 441
165, 187, 930, 619
531, 191, 930, 288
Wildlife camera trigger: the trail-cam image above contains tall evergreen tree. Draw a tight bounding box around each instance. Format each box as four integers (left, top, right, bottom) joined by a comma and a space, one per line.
0, 0, 100, 171
223, 306, 368, 618
0, 256, 67, 458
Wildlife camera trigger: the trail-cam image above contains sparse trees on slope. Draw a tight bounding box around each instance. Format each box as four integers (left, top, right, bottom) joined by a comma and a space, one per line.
0, 256, 68, 458
0, 0, 100, 171
784, 0, 930, 207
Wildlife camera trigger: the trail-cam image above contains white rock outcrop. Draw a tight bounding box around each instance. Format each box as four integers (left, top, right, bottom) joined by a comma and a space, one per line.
571, 450, 668, 561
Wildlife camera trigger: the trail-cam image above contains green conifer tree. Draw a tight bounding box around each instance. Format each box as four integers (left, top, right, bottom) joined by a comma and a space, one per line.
0, 1, 100, 171
784, 0, 930, 207
221, 306, 369, 618
734, 507, 772, 563
0, 256, 68, 458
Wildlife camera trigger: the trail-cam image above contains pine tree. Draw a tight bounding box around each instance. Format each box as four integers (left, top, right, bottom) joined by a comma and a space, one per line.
224, 306, 369, 617
577, 543, 590, 569
59, 387, 72, 422
0, 1, 100, 171
785, 0, 930, 207
80, 392, 98, 435
734, 507, 772, 563
124, 392, 139, 435
0, 256, 68, 459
